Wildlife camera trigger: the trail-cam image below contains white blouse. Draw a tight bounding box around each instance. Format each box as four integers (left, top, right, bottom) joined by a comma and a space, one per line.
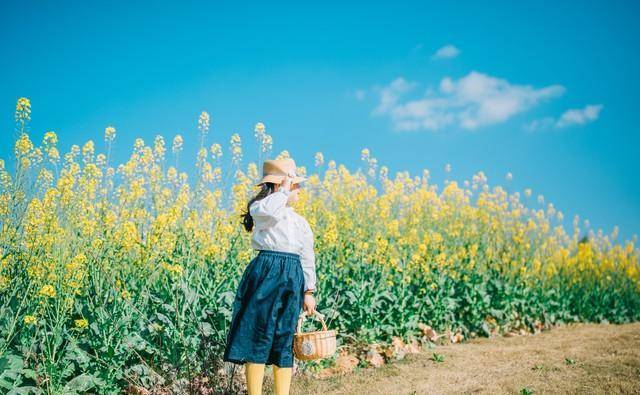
249, 190, 317, 292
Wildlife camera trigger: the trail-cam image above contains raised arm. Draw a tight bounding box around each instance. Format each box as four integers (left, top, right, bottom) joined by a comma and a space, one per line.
249, 190, 289, 230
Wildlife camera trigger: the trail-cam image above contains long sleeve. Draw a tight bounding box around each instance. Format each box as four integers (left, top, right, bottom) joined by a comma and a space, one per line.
250, 190, 289, 230
299, 218, 317, 292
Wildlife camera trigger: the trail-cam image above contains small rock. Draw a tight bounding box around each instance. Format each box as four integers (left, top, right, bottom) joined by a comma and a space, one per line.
335, 352, 359, 374
366, 348, 385, 368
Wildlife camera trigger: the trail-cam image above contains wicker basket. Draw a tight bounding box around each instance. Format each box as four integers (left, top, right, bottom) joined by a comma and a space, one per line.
293, 310, 337, 361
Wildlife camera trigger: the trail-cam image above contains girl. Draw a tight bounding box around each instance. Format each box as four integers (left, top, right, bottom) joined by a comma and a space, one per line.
223, 158, 318, 395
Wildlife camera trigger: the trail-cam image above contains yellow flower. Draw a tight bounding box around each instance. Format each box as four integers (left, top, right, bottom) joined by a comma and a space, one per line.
229, 133, 242, 164
254, 122, 265, 134
198, 111, 211, 135
16, 97, 31, 109
210, 143, 223, 160
163, 263, 184, 277
43, 131, 58, 146
47, 146, 60, 162
38, 284, 56, 298
0, 104, 638, 346
172, 134, 183, 153
104, 126, 116, 142
15, 133, 33, 157
82, 140, 95, 160
74, 318, 89, 329
360, 148, 370, 161
120, 289, 131, 300
15, 97, 31, 122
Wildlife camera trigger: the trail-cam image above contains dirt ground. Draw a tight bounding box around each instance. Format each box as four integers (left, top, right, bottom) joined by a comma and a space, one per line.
262, 322, 640, 394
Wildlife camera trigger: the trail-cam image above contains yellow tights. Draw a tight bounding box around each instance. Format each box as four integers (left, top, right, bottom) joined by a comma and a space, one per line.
244, 362, 292, 395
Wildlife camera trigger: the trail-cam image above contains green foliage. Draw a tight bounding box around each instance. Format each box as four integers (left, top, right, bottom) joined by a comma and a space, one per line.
430, 352, 445, 363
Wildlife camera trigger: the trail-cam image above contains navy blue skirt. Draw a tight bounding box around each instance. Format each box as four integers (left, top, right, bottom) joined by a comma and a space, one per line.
223, 249, 305, 368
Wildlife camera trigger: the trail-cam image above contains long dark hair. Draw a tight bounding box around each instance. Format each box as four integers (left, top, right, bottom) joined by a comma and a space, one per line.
241, 182, 278, 232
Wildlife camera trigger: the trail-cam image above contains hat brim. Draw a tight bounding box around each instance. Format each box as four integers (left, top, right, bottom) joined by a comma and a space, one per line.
255, 175, 308, 187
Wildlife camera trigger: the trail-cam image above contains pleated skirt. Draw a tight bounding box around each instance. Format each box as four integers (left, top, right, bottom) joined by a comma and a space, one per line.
223, 249, 305, 368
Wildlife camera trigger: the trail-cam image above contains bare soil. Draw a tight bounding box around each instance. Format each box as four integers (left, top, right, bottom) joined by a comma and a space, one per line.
268, 322, 640, 394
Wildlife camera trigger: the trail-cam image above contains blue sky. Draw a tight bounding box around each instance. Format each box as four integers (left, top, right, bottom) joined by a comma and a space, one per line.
1, 1, 639, 241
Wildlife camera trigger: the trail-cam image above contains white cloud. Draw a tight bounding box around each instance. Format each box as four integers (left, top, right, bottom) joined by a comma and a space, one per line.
372, 77, 417, 115
525, 104, 603, 131
431, 44, 460, 60
372, 71, 565, 131
556, 104, 603, 128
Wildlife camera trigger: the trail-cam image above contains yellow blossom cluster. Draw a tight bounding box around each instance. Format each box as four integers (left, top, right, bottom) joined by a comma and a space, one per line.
0, 97, 637, 316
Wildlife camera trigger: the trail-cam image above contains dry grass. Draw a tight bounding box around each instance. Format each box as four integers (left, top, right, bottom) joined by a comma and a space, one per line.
267, 322, 640, 394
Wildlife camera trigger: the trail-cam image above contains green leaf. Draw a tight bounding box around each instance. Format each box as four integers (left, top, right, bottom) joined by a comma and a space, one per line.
7, 387, 42, 395
63, 373, 105, 393
198, 321, 213, 337
64, 340, 91, 367
0, 354, 24, 390
124, 333, 148, 351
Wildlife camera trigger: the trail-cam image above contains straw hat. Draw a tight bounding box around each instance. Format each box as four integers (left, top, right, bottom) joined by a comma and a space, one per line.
255, 158, 308, 186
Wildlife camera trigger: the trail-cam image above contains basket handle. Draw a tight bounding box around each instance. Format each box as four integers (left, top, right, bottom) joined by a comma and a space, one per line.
296, 310, 328, 334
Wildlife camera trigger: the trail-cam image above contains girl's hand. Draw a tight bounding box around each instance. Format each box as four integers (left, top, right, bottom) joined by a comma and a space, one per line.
303, 293, 316, 315
280, 174, 292, 193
